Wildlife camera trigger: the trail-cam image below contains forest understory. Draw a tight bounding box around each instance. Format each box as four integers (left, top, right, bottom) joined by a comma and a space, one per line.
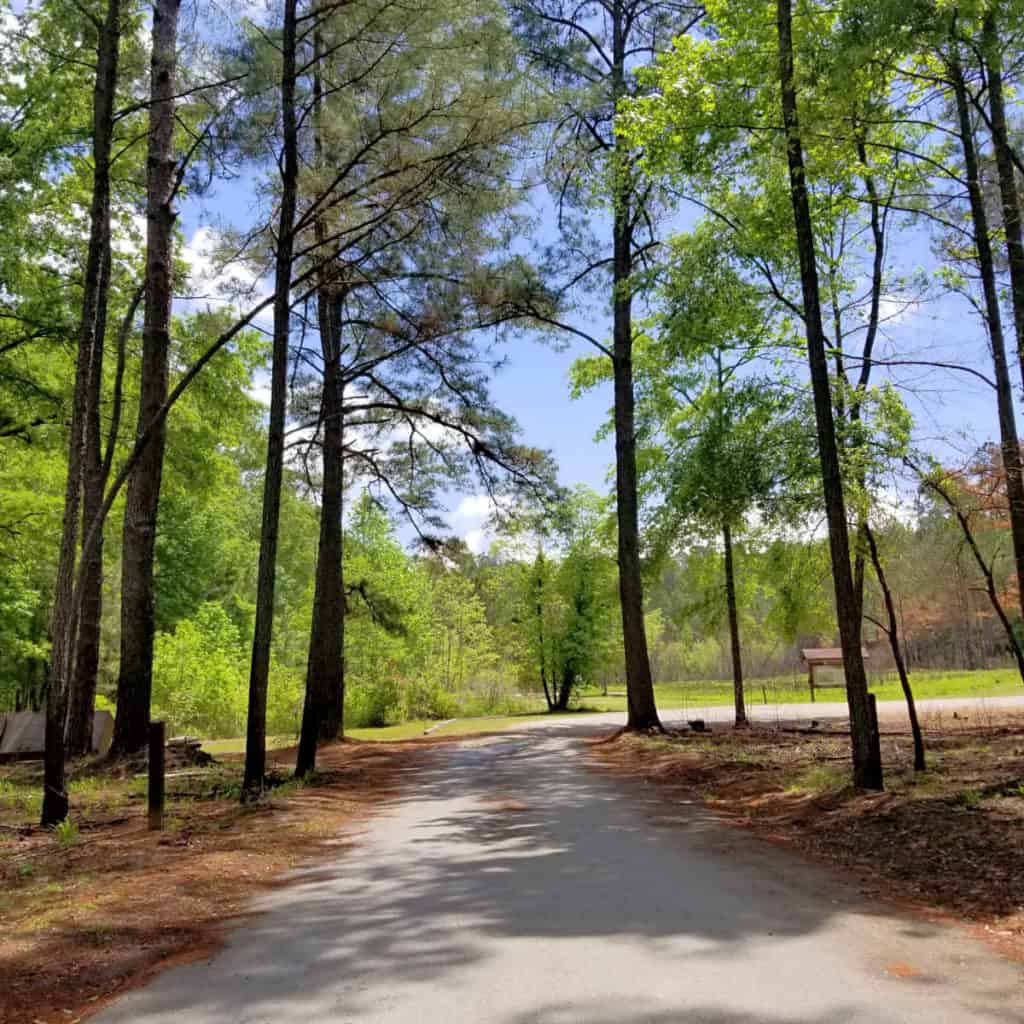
0, 741, 434, 1024
587, 711, 1024, 964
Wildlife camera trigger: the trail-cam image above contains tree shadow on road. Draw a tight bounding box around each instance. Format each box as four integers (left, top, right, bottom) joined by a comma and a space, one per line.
86, 728, 1022, 1024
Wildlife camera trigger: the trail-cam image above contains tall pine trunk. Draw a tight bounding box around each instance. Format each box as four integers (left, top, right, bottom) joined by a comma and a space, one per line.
42, 0, 122, 824
722, 521, 746, 727
611, 4, 660, 732
776, 0, 882, 790
244, 0, 299, 795
982, 11, 1024, 395
295, 294, 346, 777
110, 0, 182, 757
66, 243, 111, 756
950, 50, 1024, 621
296, 39, 344, 778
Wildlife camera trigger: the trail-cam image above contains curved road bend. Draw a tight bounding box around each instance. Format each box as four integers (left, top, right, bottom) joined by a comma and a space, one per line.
512, 694, 1024, 732
97, 720, 1023, 1024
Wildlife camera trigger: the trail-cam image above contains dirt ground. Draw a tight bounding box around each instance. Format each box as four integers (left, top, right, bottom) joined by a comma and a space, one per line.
0, 741, 431, 1024
586, 708, 1024, 960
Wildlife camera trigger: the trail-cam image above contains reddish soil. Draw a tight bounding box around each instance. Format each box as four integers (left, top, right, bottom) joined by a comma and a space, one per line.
0, 741, 431, 1024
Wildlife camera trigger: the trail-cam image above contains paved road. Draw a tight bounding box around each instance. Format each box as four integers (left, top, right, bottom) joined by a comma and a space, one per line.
97, 723, 1023, 1024
511, 694, 1024, 733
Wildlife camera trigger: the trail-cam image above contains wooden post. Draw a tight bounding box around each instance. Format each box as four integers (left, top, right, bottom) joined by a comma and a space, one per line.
809, 663, 816, 702
148, 720, 165, 831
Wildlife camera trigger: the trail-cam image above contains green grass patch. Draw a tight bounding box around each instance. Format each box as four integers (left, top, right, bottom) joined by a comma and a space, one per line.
50, 818, 80, 849
782, 764, 848, 795
0, 776, 42, 816
196, 668, 1023, 753
200, 708, 610, 751
348, 709, 603, 741
580, 667, 1022, 711
199, 735, 293, 755
955, 788, 983, 809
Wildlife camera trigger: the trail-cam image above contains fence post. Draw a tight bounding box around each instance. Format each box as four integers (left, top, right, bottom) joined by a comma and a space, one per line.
148, 720, 165, 831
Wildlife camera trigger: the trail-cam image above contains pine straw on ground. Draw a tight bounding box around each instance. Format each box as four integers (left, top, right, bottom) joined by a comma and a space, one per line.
0, 741, 432, 1024
586, 710, 1024, 959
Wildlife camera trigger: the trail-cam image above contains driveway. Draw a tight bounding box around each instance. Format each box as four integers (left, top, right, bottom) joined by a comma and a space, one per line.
96, 722, 1023, 1023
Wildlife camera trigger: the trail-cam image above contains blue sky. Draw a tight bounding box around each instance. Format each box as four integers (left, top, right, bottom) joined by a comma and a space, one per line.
161, 11, 1010, 558
176, 167, 627, 547
5, 0, 1011, 557
178, 166, 1008, 553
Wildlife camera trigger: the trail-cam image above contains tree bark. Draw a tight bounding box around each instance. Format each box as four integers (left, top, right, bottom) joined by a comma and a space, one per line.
845, 134, 886, 642
295, 38, 345, 778
66, 241, 111, 757
950, 50, 1024, 622
864, 525, 925, 772
776, 0, 882, 790
982, 11, 1024, 395
556, 665, 573, 710
42, 0, 122, 824
110, 0, 182, 757
296, 294, 346, 777
722, 521, 746, 727
244, 0, 299, 796
611, 3, 660, 732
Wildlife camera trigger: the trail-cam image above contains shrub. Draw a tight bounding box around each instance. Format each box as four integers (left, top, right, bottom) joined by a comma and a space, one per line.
151, 603, 247, 737
266, 662, 304, 738
346, 676, 404, 728
404, 678, 459, 721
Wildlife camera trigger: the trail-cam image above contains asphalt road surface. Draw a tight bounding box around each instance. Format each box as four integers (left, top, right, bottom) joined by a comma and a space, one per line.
96, 719, 1023, 1023
510, 694, 1024, 732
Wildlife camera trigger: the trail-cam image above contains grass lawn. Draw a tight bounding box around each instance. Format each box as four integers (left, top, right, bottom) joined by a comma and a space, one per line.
580, 666, 1024, 712
195, 667, 1023, 753
200, 734, 295, 755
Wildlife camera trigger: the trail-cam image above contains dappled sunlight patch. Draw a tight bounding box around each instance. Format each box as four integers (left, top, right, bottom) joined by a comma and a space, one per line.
585, 715, 1024, 961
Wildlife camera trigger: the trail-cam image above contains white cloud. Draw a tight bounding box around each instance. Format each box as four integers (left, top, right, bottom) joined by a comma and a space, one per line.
111, 212, 147, 258
873, 484, 918, 527
464, 528, 489, 554
415, 418, 464, 449
178, 226, 273, 330
875, 294, 921, 326
246, 368, 272, 408
451, 493, 518, 554
455, 494, 496, 552
455, 494, 495, 520
0, 11, 25, 93
182, 226, 264, 295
